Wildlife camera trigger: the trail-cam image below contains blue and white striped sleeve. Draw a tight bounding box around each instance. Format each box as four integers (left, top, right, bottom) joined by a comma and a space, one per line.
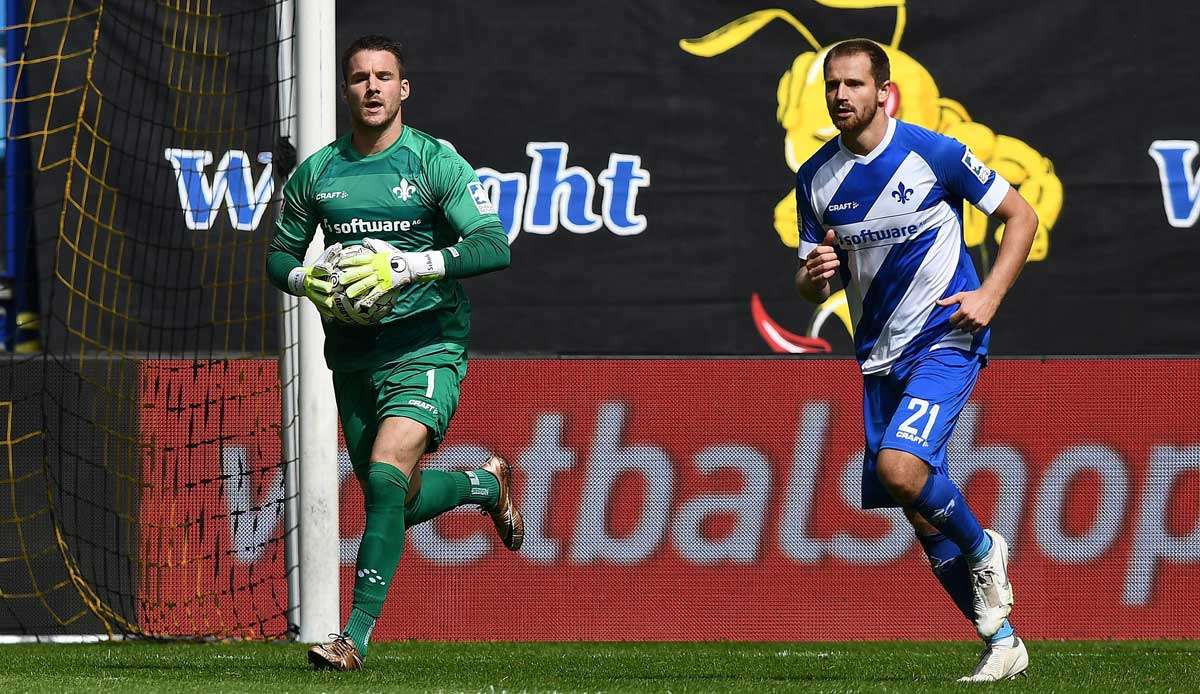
934, 137, 1011, 214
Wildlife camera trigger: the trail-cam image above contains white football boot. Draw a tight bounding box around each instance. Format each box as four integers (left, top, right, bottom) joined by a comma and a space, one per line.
969, 529, 1013, 639
958, 636, 1029, 682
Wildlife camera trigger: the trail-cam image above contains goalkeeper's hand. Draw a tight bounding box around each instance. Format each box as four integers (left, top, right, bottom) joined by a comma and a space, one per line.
337, 238, 445, 302
286, 243, 341, 320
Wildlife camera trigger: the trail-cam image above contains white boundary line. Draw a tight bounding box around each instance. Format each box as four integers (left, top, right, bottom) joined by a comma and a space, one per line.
0, 634, 124, 644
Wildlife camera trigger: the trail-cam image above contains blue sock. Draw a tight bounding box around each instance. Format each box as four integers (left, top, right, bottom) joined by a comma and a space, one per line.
916, 531, 975, 621
965, 530, 992, 564
917, 532, 1016, 644
990, 619, 1015, 645
910, 473, 989, 561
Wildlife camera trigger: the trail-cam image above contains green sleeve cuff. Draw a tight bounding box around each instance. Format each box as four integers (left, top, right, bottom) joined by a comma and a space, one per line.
442, 220, 511, 279
267, 249, 305, 293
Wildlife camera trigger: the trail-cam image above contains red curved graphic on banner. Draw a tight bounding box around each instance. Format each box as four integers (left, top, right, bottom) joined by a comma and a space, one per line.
751, 293, 832, 353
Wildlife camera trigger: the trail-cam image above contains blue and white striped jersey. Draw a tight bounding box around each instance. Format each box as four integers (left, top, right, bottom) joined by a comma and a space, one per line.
796, 117, 1010, 375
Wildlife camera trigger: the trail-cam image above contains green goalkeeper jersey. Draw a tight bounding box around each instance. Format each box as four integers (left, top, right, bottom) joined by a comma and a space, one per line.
266, 125, 510, 371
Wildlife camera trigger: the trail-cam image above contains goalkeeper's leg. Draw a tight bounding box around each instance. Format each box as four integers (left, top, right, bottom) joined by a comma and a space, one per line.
336, 365, 502, 527
374, 352, 523, 546
310, 416, 424, 670
404, 467, 499, 526
404, 457, 524, 550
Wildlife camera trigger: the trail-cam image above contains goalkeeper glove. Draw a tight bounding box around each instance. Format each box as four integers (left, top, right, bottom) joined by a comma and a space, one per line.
337, 238, 445, 302
286, 243, 342, 320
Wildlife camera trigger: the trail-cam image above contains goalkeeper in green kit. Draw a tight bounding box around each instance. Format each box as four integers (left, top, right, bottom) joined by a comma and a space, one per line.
266, 35, 521, 671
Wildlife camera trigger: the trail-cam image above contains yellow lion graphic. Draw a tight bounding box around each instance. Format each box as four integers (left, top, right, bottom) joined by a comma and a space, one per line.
681, 1, 1063, 350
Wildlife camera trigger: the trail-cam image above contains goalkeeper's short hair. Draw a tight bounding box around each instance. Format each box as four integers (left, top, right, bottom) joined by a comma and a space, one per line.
341, 35, 406, 81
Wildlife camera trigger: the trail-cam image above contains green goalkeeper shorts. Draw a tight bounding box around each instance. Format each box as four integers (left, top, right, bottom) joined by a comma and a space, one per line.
332, 342, 467, 479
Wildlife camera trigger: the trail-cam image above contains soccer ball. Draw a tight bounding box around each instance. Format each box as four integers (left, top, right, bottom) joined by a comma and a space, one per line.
316, 243, 396, 326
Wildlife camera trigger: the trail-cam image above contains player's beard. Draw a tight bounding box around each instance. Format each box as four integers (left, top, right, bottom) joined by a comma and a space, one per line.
832, 99, 877, 135
353, 99, 401, 132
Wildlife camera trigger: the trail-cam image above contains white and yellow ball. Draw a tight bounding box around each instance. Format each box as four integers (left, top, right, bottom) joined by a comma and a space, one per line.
317, 244, 395, 326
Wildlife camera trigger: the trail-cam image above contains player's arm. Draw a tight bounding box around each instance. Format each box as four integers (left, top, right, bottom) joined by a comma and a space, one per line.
372, 150, 512, 282
265, 166, 338, 317
977, 188, 1037, 299
793, 181, 838, 304
441, 219, 510, 278
431, 152, 510, 278
934, 142, 1039, 333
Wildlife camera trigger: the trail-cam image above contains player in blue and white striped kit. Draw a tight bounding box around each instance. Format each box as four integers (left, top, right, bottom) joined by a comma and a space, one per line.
794, 40, 1039, 682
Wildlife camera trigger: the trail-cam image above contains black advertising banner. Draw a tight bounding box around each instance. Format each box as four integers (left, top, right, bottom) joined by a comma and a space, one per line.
22, 0, 283, 356
23, 1, 1200, 356
339, 0, 1200, 355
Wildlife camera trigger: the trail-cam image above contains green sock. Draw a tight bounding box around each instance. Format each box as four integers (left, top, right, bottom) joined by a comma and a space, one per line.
344, 462, 410, 659
343, 607, 375, 657
404, 469, 501, 526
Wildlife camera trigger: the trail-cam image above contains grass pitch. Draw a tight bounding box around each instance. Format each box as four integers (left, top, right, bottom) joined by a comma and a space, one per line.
0, 640, 1193, 693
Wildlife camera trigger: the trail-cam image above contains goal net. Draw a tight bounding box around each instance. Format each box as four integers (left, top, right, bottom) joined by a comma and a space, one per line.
0, 0, 295, 639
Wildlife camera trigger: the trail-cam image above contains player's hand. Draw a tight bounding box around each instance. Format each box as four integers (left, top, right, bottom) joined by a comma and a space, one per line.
286, 243, 341, 320
302, 267, 338, 319
936, 287, 1002, 334
804, 229, 840, 286
337, 238, 445, 300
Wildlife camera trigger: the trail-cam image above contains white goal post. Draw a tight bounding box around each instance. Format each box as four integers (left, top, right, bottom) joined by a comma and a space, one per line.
279, 0, 341, 643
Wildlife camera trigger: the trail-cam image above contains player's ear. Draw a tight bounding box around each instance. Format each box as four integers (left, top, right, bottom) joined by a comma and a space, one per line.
399, 78, 410, 102
883, 81, 900, 117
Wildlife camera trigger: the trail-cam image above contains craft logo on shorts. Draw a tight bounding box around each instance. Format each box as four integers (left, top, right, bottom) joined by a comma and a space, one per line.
407, 399, 439, 415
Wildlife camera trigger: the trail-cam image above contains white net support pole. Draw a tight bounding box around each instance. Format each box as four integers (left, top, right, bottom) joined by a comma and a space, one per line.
293, 0, 340, 643
275, 0, 303, 637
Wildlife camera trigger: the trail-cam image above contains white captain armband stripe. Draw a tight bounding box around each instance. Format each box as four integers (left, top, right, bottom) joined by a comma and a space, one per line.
976, 176, 1011, 215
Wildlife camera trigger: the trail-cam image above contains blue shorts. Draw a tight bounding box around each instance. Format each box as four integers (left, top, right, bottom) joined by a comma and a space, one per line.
860, 348, 983, 509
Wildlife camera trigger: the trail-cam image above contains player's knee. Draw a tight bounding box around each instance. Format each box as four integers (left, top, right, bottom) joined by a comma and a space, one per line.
876, 450, 926, 504
370, 417, 429, 472
370, 442, 422, 472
